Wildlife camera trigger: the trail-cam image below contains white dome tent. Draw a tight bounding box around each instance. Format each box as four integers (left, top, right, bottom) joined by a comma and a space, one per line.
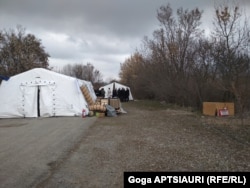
0, 68, 96, 118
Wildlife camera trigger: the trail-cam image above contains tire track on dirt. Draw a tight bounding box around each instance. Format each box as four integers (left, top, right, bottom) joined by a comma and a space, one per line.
33, 118, 97, 188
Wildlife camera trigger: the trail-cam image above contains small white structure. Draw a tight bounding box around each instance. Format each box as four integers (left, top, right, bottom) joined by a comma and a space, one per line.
0, 68, 95, 118
99, 82, 133, 100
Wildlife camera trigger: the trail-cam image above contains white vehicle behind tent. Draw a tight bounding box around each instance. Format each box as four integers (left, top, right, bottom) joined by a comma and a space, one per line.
0, 68, 96, 118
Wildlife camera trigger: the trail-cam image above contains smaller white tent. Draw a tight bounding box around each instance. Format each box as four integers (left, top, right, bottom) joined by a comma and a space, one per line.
99, 82, 133, 100
0, 68, 95, 118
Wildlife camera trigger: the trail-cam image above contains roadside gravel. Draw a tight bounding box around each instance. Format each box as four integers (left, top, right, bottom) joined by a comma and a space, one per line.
41, 101, 250, 188
0, 101, 249, 187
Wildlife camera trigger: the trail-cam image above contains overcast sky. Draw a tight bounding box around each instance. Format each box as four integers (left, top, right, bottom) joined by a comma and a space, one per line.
0, 0, 249, 81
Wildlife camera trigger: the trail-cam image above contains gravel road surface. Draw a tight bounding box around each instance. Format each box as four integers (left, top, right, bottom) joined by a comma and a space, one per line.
0, 101, 249, 188
0, 117, 96, 188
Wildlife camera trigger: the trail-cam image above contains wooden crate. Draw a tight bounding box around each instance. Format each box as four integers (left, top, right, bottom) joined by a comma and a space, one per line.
203, 102, 234, 116
101, 99, 109, 106
109, 98, 121, 109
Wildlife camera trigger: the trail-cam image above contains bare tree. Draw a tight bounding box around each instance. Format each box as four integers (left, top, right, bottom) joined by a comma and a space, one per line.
212, 3, 250, 120
0, 26, 50, 76
60, 63, 103, 83
143, 4, 203, 104
120, 4, 205, 104
119, 2, 250, 115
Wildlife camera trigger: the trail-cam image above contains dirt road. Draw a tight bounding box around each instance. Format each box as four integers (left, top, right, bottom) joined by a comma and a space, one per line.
0, 117, 96, 188
0, 101, 249, 188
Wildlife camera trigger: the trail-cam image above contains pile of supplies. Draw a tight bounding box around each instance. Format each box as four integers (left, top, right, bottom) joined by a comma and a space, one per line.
80, 85, 124, 117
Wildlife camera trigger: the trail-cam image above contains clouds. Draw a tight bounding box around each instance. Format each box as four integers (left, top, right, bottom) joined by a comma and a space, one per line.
0, 0, 249, 81
1, 0, 162, 38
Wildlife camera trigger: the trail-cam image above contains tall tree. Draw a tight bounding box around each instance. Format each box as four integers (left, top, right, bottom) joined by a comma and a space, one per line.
122, 4, 203, 104
0, 26, 50, 76
212, 3, 250, 118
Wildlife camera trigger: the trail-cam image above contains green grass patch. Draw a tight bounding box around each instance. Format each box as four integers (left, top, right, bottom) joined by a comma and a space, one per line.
122, 100, 188, 111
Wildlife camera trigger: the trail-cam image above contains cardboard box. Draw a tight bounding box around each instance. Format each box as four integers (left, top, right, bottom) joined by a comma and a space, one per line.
203, 102, 234, 116
109, 98, 120, 109
101, 99, 109, 106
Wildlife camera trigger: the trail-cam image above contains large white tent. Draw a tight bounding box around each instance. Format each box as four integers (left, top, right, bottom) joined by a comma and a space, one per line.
99, 82, 133, 100
0, 68, 96, 118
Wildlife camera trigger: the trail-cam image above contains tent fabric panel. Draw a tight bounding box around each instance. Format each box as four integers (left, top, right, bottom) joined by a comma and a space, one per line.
52, 78, 89, 117
40, 85, 55, 117
22, 86, 38, 118
99, 83, 113, 98
0, 80, 25, 118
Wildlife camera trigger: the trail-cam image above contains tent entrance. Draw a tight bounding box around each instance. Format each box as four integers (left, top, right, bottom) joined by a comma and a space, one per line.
20, 85, 38, 117
20, 81, 56, 117
37, 86, 40, 117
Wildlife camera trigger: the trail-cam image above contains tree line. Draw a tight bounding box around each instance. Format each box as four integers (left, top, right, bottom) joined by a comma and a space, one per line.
58, 63, 103, 85
119, 2, 250, 115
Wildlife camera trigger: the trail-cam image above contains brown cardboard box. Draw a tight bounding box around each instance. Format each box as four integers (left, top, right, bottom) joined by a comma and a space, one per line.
203, 102, 234, 116
109, 98, 120, 109
101, 99, 109, 106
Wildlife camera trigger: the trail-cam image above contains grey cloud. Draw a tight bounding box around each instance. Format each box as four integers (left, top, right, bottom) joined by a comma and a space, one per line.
1, 0, 249, 80
0, 0, 166, 38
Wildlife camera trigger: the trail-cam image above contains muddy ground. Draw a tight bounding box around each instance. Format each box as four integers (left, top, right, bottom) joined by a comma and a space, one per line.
0, 100, 249, 187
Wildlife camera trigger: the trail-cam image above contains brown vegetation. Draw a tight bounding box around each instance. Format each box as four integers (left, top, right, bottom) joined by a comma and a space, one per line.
0, 25, 50, 77
119, 2, 250, 116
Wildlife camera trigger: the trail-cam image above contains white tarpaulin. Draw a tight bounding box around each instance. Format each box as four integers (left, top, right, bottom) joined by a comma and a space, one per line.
0, 68, 95, 118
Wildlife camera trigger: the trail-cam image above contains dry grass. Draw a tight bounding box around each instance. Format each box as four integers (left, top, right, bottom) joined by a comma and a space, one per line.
85, 100, 250, 175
